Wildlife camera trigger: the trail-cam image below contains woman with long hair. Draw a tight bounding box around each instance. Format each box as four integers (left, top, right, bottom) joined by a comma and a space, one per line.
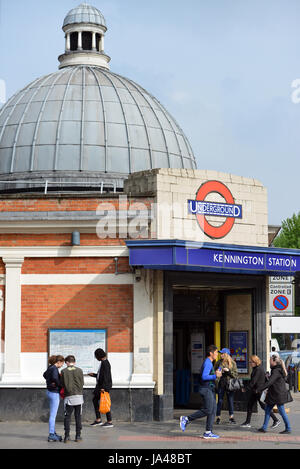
43, 354, 65, 442
257, 354, 291, 434
215, 348, 238, 425
240, 355, 280, 429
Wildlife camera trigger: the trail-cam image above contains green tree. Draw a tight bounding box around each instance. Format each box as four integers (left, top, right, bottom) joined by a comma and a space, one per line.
273, 212, 300, 249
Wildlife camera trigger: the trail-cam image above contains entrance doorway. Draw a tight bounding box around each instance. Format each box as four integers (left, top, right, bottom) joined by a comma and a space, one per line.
158, 271, 266, 421
173, 287, 224, 408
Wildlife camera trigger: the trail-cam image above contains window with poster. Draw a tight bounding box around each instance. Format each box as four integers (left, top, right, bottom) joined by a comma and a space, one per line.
228, 331, 248, 374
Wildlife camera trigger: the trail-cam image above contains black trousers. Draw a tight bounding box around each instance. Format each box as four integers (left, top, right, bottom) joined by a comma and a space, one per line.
64, 404, 82, 437
246, 392, 278, 424
93, 389, 112, 421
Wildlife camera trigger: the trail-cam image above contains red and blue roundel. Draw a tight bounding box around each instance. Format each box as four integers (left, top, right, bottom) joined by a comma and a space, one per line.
188, 180, 242, 239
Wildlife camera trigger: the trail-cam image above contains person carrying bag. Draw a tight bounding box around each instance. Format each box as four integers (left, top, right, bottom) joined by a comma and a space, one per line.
257, 354, 292, 434
88, 348, 113, 428
240, 355, 280, 429
215, 348, 239, 425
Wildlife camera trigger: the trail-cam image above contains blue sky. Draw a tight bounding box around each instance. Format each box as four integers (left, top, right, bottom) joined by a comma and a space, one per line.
1, 0, 300, 225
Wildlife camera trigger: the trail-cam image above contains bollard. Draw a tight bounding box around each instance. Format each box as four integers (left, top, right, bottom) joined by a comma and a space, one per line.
298, 371, 300, 392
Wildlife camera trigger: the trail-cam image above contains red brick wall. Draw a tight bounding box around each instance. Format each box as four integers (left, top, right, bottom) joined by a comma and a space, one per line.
0, 196, 144, 353
0, 197, 153, 212
22, 257, 131, 274
0, 234, 128, 247
21, 284, 133, 353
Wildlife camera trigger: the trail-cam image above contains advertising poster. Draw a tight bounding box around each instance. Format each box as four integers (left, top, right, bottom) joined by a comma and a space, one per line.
228, 331, 248, 373
190, 332, 205, 373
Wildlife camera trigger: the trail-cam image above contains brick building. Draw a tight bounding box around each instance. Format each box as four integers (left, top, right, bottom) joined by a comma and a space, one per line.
0, 4, 300, 422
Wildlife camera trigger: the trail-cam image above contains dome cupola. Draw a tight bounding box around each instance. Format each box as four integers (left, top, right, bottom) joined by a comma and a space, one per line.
0, 3, 197, 193
58, 3, 110, 70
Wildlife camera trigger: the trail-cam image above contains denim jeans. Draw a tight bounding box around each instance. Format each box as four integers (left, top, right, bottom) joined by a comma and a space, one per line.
188, 387, 217, 432
47, 390, 60, 434
216, 386, 234, 416
262, 404, 291, 431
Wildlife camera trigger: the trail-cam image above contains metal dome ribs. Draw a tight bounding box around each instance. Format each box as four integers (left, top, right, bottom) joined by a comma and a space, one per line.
0, 66, 197, 193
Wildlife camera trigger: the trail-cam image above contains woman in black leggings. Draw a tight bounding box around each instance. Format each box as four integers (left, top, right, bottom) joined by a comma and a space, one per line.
240, 355, 280, 429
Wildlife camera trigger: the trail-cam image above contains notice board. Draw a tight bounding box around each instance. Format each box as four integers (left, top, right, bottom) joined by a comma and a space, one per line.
228, 331, 248, 374
49, 329, 106, 374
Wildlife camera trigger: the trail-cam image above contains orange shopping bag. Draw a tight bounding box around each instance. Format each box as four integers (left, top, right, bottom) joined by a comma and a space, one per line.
99, 391, 111, 414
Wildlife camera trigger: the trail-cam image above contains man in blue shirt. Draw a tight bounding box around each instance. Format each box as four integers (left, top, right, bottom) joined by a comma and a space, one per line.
180, 345, 222, 439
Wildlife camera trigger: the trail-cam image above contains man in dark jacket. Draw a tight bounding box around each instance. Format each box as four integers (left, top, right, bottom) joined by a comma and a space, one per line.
61, 355, 84, 443
88, 348, 113, 428
257, 355, 291, 434
240, 355, 280, 428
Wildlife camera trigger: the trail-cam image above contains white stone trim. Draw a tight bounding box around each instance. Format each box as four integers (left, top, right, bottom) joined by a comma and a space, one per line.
0, 245, 128, 258
1, 257, 24, 382
21, 273, 134, 285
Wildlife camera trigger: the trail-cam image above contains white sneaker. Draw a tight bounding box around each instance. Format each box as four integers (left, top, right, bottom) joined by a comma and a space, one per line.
202, 431, 220, 439
90, 421, 104, 426
240, 423, 251, 428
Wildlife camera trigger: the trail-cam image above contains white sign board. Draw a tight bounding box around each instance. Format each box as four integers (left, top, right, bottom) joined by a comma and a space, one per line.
191, 332, 205, 373
49, 329, 106, 374
269, 276, 294, 316
272, 316, 300, 333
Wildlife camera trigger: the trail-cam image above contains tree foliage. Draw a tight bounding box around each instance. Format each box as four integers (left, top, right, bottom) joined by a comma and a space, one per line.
273, 213, 300, 249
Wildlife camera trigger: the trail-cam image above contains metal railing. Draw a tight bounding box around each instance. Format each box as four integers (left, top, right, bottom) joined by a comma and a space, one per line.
0, 179, 118, 194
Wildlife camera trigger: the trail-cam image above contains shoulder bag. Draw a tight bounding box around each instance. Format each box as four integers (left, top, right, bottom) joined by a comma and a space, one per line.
227, 377, 243, 392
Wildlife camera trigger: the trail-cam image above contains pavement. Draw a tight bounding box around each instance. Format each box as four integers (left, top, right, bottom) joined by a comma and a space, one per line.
1, 394, 300, 454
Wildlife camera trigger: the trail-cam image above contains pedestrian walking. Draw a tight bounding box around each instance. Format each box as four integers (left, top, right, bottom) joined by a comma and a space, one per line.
60, 355, 84, 443
88, 348, 113, 428
257, 354, 291, 434
240, 355, 280, 429
214, 348, 238, 425
179, 345, 222, 439
43, 354, 65, 442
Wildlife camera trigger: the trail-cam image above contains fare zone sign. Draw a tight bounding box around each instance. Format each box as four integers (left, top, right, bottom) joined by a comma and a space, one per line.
269, 276, 294, 316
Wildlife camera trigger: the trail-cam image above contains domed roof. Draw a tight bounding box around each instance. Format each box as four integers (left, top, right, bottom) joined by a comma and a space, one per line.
0, 4, 197, 193
0, 66, 196, 191
63, 3, 107, 29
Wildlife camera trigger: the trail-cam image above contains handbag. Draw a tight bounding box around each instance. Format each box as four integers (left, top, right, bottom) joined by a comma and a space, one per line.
99, 391, 111, 414
286, 389, 293, 403
259, 390, 267, 403
227, 378, 243, 392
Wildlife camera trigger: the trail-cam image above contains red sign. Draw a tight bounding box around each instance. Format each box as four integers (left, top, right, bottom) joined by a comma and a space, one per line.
273, 295, 289, 311
194, 180, 238, 239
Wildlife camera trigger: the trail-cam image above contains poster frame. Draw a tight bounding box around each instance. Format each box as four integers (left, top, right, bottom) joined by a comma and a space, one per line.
48, 328, 107, 374
228, 330, 248, 374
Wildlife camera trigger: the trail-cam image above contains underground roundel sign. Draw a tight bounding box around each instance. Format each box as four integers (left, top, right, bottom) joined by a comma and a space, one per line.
188, 180, 242, 239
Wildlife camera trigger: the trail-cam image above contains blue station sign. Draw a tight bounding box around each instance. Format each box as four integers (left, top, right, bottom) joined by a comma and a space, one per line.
188, 200, 243, 219
126, 240, 300, 276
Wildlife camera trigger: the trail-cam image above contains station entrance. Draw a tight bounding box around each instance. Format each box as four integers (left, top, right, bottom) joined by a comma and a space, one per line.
172, 281, 255, 410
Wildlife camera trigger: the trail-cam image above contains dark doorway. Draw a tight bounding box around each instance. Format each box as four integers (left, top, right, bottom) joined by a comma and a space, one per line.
173, 288, 223, 409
